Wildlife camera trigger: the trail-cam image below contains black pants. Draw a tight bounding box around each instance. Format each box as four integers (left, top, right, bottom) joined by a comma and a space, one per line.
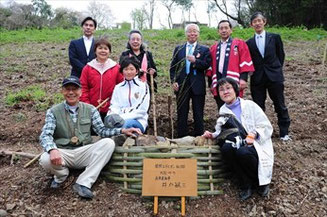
176, 90, 205, 138
251, 73, 290, 137
220, 143, 259, 189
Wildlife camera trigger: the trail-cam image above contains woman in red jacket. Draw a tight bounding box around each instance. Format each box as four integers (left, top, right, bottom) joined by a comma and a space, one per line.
80, 38, 124, 120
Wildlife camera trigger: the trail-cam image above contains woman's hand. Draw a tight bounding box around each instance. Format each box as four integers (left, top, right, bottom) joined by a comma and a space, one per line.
147, 68, 156, 75
245, 132, 256, 145
202, 130, 213, 139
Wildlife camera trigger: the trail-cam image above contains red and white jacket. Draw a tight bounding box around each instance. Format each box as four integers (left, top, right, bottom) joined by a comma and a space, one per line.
206, 38, 254, 97
108, 77, 150, 130
80, 58, 124, 114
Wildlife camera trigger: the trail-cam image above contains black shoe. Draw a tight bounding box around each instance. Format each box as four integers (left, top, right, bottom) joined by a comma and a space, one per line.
239, 188, 252, 201
72, 183, 94, 199
50, 179, 61, 189
258, 184, 270, 197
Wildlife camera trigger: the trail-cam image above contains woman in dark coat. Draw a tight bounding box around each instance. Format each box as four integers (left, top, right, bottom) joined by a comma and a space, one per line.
119, 30, 157, 91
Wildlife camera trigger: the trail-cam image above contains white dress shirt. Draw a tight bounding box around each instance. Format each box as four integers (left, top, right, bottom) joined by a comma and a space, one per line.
218, 39, 229, 73
83, 35, 93, 56
255, 31, 266, 58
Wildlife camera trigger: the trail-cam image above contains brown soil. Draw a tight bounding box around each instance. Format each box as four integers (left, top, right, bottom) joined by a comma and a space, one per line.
0, 40, 326, 216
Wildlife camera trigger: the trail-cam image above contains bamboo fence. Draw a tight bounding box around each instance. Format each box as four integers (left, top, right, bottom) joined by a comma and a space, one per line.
102, 139, 228, 197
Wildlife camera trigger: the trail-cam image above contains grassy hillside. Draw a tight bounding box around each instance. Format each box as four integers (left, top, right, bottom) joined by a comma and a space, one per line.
1, 26, 326, 109
1, 26, 326, 44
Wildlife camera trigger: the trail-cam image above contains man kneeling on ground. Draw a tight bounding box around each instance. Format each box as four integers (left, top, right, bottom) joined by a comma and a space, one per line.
39, 76, 142, 199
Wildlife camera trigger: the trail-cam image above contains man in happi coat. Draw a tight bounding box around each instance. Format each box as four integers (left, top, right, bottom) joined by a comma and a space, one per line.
207, 20, 254, 109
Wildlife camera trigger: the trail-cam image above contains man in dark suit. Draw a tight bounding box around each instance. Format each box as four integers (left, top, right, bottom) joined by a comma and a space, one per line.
246, 12, 291, 141
69, 17, 97, 78
170, 24, 211, 138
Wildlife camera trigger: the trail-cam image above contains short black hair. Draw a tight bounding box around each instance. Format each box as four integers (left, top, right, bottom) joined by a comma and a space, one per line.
119, 56, 140, 73
81, 17, 97, 29
218, 20, 232, 29
217, 77, 239, 97
250, 12, 266, 24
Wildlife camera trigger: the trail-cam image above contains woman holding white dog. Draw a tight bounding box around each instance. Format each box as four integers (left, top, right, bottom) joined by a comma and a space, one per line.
203, 77, 274, 201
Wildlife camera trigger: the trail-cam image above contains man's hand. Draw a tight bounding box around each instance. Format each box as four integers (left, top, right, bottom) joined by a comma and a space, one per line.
122, 128, 143, 137
202, 130, 213, 139
172, 82, 179, 92
239, 79, 247, 91
187, 55, 196, 63
49, 149, 63, 166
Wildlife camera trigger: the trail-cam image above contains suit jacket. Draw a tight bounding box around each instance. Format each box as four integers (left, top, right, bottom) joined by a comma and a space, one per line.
69, 37, 95, 78
170, 43, 211, 95
246, 32, 285, 85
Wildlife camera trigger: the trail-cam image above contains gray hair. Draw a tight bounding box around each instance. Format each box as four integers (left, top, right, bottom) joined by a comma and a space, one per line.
250, 12, 267, 23
184, 23, 200, 33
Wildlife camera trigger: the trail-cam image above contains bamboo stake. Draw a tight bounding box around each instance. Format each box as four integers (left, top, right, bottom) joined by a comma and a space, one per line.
150, 74, 157, 137
208, 139, 214, 191
96, 97, 109, 110
168, 95, 174, 139
123, 146, 129, 189
0, 150, 37, 159
24, 153, 42, 168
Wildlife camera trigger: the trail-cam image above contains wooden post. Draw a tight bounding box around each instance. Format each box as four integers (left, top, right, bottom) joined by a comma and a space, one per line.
181, 196, 186, 216
154, 196, 158, 215
322, 42, 327, 66
150, 74, 157, 137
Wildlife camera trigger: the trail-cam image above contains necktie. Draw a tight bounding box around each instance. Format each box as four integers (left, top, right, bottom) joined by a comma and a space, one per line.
257, 35, 264, 58
186, 44, 193, 74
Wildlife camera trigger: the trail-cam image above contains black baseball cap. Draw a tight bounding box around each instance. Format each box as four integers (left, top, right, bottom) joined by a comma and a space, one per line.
62, 76, 81, 87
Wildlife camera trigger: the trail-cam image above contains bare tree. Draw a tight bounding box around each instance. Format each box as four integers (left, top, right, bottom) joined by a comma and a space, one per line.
206, 0, 218, 27
176, 0, 193, 22
210, 0, 248, 27
130, 7, 148, 30
146, 0, 156, 29
51, 7, 82, 29
86, 1, 115, 29
2, 3, 39, 29
161, 0, 176, 29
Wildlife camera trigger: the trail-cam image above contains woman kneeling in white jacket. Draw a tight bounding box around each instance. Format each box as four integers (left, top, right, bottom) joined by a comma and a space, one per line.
107, 56, 150, 133
203, 77, 274, 201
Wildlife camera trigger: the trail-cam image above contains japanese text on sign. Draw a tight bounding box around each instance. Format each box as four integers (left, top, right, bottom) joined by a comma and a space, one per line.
142, 159, 197, 196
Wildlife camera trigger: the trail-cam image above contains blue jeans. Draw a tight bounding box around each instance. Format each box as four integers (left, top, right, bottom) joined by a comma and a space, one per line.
122, 119, 145, 133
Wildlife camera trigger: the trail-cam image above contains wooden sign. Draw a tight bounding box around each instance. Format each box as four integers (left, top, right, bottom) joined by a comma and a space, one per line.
142, 159, 197, 196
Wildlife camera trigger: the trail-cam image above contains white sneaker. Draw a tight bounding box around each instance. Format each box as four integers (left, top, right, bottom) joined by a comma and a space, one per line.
280, 135, 292, 142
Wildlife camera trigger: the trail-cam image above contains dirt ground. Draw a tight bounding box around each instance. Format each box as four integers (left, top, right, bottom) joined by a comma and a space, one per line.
0, 40, 327, 217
